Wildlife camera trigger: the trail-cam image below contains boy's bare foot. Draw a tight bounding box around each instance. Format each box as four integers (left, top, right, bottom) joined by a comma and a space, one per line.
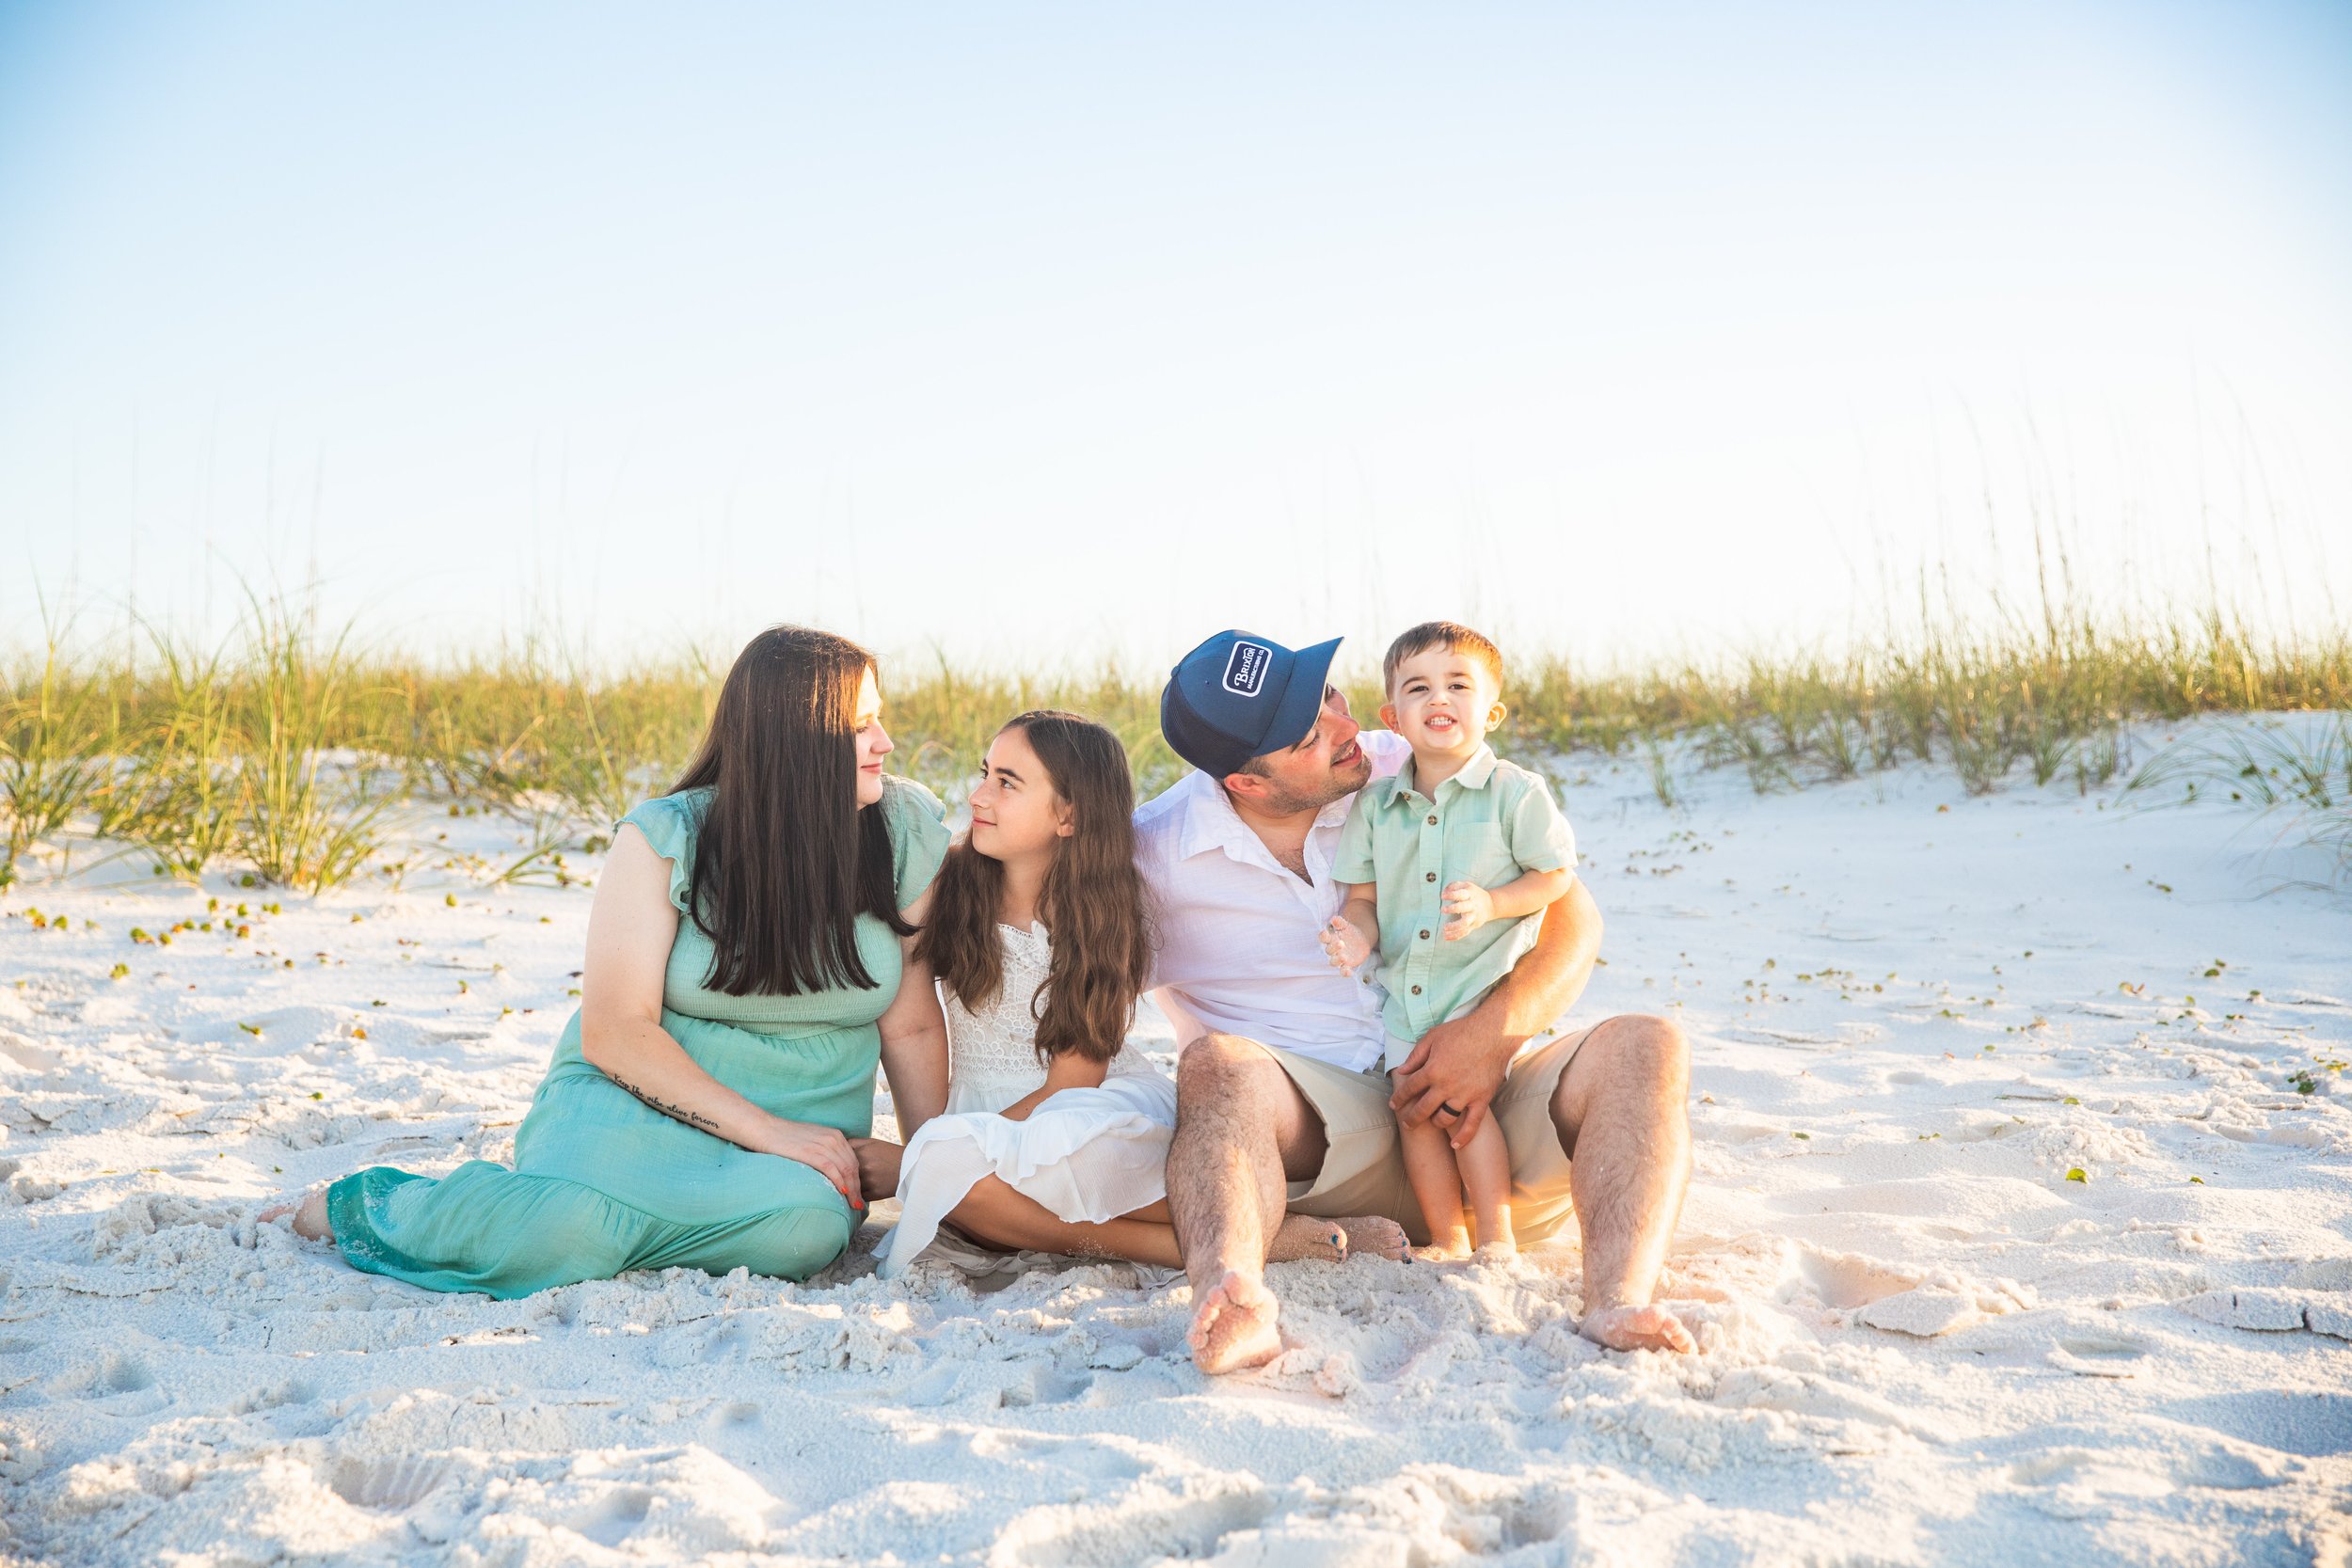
1188, 1270, 1284, 1374
261, 1190, 334, 1242
1470, 1241, 1519, 1263
1417, 1224, 1473, 1261
1581, 1302, 1696, 1354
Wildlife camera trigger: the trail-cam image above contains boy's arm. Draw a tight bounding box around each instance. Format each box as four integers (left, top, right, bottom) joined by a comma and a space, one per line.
1444, 865, 1573, 933
1321, 880, 1379, 972
1444, 770, 1580, 938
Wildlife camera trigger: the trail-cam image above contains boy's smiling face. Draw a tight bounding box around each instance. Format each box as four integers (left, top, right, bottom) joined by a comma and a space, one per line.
1379, 643, 1505, 761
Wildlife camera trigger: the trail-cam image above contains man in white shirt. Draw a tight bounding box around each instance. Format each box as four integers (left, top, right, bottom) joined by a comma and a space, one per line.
1137, 630, 1695, 1372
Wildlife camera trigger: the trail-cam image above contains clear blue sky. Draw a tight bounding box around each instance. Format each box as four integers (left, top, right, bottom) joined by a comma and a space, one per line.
3, 2, 2347, 670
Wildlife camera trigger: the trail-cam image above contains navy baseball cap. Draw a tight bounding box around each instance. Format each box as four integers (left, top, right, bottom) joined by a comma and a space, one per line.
1160, 630, 1344, 778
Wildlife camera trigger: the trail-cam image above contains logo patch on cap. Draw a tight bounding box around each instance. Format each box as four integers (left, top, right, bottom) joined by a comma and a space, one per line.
1222, 640, 1271, 697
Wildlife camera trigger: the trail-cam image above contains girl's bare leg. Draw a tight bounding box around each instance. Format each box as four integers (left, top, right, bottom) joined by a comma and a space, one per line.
948, 1177, 1374, 1269
1396, 1109, 1472, 1258
1456, 1117, 1515, 1255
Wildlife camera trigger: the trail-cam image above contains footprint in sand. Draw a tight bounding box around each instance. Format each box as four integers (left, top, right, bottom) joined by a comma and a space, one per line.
998, 1366, 1092, 1408
326, 1452, 457, 1511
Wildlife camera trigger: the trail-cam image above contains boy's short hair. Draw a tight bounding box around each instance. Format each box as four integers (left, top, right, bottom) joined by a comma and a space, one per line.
1382, 621, 1505, 692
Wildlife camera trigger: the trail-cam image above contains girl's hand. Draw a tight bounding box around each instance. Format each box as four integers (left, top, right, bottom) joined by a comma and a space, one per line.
755, 1117, 866, 1208
1441, 881, 1494, 940
848, 1136, 903, 1203
1320, 914, 1372, 974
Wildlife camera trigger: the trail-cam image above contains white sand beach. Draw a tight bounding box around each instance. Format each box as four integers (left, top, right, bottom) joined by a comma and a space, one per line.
2, 730, 2346, 1567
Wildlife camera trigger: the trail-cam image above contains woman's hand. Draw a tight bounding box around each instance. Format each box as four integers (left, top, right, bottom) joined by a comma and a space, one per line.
752, 1116, 866, 1208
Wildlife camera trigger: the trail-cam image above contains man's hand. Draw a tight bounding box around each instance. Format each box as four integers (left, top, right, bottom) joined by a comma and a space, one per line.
1440, 880, 1494, 940
1388, 1009, 1518, 1149
1319, 914, 1372, 974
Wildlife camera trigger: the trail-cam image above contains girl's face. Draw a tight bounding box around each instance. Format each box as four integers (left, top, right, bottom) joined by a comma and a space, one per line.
966, 726, 1073, 863
852, 668, 894, 808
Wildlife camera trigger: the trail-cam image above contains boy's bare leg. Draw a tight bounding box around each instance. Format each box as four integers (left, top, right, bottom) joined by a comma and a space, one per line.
1455, 1117, 1515, 1255
1551, 1013, 1696, 1353
1396, 1102, 1472, 1258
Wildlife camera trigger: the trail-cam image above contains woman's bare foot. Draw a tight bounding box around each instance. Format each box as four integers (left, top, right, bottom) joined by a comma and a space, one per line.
1188, 1270, 1283, 1374
1581, 1302, 1696, 1354
260, 1190, 334, 1242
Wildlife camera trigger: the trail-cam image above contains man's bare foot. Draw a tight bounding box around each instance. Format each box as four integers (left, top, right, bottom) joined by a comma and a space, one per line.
260, 1190, 334, 1242
1188, 1270, 1284, 1374
1581, 1302, 1696, 1354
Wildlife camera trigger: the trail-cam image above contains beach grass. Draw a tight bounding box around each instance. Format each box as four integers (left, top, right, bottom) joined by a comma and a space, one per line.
3, 596, 2346, 890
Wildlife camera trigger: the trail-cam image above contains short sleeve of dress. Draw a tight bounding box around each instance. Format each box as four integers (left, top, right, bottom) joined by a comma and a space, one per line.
883, 775, 951, 908
1332, 788, 1380, 885
617, 792, 703, 914
1505, 769, 1578, 876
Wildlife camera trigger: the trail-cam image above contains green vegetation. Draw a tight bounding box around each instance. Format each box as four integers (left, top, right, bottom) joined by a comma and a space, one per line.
2, 594, 2345, 891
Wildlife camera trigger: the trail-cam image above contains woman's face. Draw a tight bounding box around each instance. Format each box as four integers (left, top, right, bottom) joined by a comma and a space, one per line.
852, 667, 894, 808
966, 726, 1073, 863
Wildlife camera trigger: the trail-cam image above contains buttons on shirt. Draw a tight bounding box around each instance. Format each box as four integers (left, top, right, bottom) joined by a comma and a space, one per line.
1419, 929, 1430, 940
1426, 814, 1438, 825
1410, 984, 1422, 995
1425, 871, 1437, 882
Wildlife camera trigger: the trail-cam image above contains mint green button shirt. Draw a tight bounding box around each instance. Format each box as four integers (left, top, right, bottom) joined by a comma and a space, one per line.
1331, 745, 1578, 1043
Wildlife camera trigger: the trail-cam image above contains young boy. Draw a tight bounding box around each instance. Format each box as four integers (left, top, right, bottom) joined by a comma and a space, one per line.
1319, 622, 1577, 1257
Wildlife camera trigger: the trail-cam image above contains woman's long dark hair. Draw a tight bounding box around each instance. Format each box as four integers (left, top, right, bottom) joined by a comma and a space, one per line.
668, 626, 914, 996
914, 711, 1154, 1063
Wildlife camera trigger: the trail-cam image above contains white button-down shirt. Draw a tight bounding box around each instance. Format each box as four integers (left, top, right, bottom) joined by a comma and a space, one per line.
1135, 729, 1412, 1073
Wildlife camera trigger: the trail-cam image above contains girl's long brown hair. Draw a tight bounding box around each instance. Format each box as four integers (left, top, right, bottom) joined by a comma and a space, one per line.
669, 626, 914, 996
914, 711, 1154, 1063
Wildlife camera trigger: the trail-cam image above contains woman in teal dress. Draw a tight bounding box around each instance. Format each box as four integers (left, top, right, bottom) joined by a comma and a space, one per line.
270, 626, 952, 1297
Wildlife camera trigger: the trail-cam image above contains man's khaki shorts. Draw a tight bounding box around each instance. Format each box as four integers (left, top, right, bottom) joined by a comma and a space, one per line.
1264, 1024, 1596, 1247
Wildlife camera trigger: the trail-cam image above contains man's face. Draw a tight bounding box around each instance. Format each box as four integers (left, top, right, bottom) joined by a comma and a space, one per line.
1229, 683, 1372, 814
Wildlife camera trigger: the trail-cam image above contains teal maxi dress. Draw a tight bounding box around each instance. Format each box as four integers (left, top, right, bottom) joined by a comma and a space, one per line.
326, 776, 948, 1299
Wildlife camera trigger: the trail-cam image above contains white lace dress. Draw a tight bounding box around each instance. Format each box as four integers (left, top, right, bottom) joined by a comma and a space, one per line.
879, 922, 1177, 1279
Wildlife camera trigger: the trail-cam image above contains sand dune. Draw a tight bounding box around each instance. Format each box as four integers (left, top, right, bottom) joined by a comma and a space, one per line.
1, 731, 2346, 1566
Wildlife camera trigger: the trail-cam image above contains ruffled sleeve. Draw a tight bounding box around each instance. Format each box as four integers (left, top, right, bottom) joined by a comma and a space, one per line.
882, 775, 950, 909
617, 790, 706, 914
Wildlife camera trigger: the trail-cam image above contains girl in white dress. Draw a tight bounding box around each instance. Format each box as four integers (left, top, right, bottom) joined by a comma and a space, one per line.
880, 711, 1355, 1279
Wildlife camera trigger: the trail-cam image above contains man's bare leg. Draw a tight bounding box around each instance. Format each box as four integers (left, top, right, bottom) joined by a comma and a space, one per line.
1550, 1014, 1696, 1353
1167, 1035, 1338, 1372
